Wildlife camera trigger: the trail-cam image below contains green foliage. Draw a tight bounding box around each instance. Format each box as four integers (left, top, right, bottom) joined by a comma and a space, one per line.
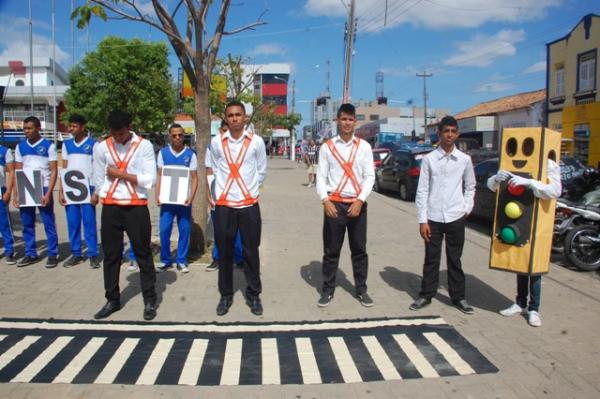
64, 36, 176, 135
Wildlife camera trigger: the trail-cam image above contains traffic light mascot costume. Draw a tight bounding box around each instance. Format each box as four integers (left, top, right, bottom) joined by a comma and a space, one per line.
487, 128, 561, 327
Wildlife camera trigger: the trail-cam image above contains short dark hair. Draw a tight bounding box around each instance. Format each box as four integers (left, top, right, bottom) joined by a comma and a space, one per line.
23, 116, 41, 128
68, 114, 87, 125
168, 123, 183, 133
337, 103, 356, 118
225, 100, 246, 114
220, 119, 228, 128
107, 110, 132, 130
438, 115, 458, 131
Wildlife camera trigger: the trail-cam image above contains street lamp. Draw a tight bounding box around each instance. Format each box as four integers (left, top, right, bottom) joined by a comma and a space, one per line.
272, 75, 295, 161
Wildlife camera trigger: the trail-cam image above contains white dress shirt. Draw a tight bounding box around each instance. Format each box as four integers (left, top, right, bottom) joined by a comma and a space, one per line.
93, 132, 157, 200
316, 135, 375, 202
416, 146, 476, 224
209, 130, 267, 208
487, 159, 561, 199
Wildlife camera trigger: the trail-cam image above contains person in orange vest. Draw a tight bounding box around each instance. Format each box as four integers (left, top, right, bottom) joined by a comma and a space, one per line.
91, 110, 158, 321
316, 103, 375, 308
210, 101, 267, 316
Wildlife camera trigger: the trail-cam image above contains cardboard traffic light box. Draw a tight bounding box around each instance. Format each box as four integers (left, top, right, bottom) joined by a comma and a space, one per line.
489, 127, 561, 275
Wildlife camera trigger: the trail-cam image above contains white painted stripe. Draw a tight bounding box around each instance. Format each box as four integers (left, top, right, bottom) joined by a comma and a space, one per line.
393, 334, 438, 378
361, 336, 402, 381
0, 318, 446, 333
423, 332, 475, 375
328, 337, 362, 383
295, 337, 321, 384
94, 338, 139, 384
261, 338, 280, 385
12, 336, 73, 382
0, 336, 41, 370
178, 339, 208, 386
220, 339, 243, 386
0, 335, 7, 342
135, 338, 175, 385
53, 337, 106, 383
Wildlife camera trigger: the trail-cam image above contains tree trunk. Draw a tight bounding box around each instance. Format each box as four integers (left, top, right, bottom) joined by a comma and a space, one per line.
189, 79, 211, 255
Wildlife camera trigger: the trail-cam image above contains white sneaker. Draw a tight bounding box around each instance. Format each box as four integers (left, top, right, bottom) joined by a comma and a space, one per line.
528, 311, 542, 327
499, 303, 525, 317
127, 261, 139, 272
177, 263, 189, 274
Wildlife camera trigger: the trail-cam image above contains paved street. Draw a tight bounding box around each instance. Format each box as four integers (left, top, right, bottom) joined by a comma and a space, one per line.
0, 157, 599, 398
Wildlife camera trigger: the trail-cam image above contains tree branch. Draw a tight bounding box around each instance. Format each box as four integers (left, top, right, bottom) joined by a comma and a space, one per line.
170, 0, 184, 20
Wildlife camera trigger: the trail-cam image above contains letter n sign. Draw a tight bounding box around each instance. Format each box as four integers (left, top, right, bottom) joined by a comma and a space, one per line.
159, 166, 190, 205
16, 169, 43, 207
60, 169, 91, 204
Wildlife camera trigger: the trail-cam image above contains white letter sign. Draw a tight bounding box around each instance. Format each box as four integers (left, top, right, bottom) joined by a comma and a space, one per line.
16, 169, 43, 207
159, 166, 190, 205
60, 169, 91, 204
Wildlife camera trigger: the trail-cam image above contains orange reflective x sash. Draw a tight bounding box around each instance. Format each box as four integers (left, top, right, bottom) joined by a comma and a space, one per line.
325, 138, 362, 203
215, 133, 258, 207
102, 136, 147, 206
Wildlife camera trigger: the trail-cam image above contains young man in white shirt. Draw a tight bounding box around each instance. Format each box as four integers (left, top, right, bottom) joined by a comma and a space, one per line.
92, 110, 158, 321
59, 114, 100, 268
316, 103, 375, 308
155, 123, 198, 273
0, 143, 15, 264
210, 101, 267, 316
13, 116, 59, 268
412, 116, 476, 314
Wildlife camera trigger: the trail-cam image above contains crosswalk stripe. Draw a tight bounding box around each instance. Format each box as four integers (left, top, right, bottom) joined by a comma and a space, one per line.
361, 336, 402, 381
393, 334, 438, 378
136, 338, 175, 385
53, 337, 106, 384
295, 337, 321, 384
220, 339, 243, 386
94, 338, 139, 384
0, 336, 41, 371
261, 338, 280, 385
178, 339, 208, 386
423, 332, 475, 375
328, 337, 362, 383
0, 335, 6, 342
11, 336, 73, 382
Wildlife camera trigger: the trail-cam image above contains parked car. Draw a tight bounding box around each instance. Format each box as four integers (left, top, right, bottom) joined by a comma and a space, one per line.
470, 155, 596, 220
374, 146, 435, 201
372, 148, 391, 170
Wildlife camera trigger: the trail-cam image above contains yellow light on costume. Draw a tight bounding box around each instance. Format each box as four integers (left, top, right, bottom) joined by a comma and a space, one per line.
504, 201, 523, 219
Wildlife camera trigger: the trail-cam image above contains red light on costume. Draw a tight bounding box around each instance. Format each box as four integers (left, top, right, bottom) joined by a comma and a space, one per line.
507, 182, 526, 196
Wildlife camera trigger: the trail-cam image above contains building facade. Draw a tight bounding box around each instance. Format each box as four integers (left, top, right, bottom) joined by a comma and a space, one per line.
248, 63, 290, 116
546, 13, 599, 167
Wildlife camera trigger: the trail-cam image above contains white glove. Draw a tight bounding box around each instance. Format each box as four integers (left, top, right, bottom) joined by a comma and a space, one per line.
494, 170, 512, 182
509, 175, 532, 188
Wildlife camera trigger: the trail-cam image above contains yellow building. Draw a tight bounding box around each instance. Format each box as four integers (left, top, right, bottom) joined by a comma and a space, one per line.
546, 13, 599, 167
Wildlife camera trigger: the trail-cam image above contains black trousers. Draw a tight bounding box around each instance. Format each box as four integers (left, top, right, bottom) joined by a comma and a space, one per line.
101, 205, 156, 305
214, 204, 262, 298
322, 202, 368, 296
419, 219, 466, 301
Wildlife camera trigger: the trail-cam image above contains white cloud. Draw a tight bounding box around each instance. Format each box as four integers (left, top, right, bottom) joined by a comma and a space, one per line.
444, 29, 525, 67
524, 60, 546, 74
304, 0, 561, 32
475, 82, 515, 92
248, 43, 287, 57
0, 16, 69, 64
135, 0, 156, 17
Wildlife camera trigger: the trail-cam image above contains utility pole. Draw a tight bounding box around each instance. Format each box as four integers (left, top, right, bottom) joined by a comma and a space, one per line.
71, 0, 75, 68
416, 71, 432, 141
52, 0, 57, 145
291, 79, 296, 114
342, 0, 356, 103
28, 0, 34, 112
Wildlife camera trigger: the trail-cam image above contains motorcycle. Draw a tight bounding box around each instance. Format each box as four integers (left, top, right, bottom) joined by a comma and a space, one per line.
553, 188, 600, 253
563, 206, 600, 271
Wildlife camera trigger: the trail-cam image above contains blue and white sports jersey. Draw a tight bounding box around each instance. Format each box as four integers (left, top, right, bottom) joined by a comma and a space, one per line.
157, 146, 197, 169
63, 136, 95, 184
15, 138, 57, 186
0, 145, 14, 188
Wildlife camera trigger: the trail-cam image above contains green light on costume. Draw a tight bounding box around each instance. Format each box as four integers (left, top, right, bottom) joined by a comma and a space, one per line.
500, 226, 518, 244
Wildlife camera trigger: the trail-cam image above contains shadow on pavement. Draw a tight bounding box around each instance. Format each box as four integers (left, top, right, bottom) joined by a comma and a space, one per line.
121, 268, 178, 308
300, 260, 357, 297
379, 266, 422, 300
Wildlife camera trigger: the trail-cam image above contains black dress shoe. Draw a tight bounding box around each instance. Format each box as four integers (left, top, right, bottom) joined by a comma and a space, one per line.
94, 301, 121, 319
246, 297, 263, 316
452, 299, 474, 314
409, 297, 432, 311
216, 296, 233, 316
144, 303, 157, 320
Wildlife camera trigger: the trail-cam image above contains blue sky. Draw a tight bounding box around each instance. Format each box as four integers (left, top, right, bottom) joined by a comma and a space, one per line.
0, 0, 598, 126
